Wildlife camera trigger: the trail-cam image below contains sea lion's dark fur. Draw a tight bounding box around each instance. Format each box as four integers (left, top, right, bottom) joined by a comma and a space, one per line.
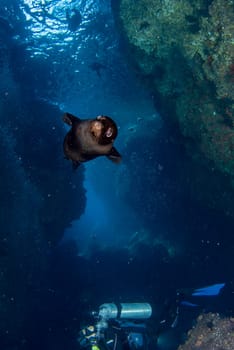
63, 113, 121, 169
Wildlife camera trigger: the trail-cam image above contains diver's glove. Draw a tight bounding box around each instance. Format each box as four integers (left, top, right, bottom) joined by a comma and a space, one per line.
78, 325, 98, 348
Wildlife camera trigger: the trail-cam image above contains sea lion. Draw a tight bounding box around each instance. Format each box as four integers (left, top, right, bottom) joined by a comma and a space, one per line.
62, 112, 122, 169
66, 9, 82, 32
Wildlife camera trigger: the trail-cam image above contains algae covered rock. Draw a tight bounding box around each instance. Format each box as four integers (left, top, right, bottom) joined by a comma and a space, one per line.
113, 0, 234, 216
178, 313, 234, 350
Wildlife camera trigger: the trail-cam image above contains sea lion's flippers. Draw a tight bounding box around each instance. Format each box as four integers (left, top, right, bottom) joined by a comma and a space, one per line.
63, 112, 81, 126
107, 147, 122, 163
72, 160, 81, 170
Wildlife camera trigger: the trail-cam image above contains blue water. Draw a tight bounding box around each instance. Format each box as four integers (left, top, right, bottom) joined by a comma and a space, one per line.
1, 1, 234, 349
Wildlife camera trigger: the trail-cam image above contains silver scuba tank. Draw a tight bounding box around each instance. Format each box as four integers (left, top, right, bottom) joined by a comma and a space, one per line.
98, 303, 152, 320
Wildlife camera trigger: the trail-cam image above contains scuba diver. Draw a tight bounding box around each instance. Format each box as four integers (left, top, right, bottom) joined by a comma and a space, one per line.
78, 303, 152, 350
78, 284, 225, 350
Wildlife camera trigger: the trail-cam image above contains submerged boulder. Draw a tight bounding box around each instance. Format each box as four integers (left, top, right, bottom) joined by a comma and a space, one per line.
178, 313, 234, 350
112, 0, 234, 217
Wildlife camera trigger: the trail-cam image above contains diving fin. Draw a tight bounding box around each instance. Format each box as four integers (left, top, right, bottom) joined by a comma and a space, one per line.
181, 301, 198, 307
192, 283, 225, 297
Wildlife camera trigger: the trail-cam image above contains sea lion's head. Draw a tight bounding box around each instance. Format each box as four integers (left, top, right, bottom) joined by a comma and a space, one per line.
90, 115, 118, 145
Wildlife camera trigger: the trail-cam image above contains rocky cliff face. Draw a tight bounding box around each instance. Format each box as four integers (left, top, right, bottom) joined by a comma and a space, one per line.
178, 313, 234, 350
0, 44, 85, 345
112, 0, 234, 217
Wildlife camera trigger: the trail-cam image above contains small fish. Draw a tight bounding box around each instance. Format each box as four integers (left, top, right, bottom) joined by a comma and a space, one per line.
89, 62, 106, 77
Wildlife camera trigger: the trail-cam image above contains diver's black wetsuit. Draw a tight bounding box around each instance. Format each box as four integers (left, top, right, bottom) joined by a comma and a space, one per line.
78, 320, 151, 350
102, 320, 152, 350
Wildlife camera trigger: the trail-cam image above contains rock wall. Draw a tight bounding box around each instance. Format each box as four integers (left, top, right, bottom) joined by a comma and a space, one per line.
0, 45, 85, 346
112, 0, 234, 217
178, 313, 234, 350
